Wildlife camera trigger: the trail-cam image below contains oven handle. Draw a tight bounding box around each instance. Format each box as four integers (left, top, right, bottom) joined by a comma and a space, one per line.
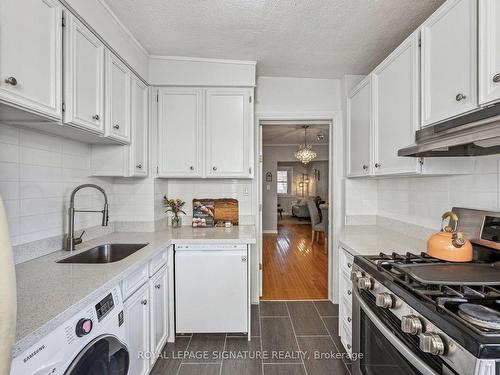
354, 288, 438, 375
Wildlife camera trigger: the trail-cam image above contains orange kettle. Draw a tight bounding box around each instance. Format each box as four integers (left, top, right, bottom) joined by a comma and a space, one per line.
427, 211, 473, 262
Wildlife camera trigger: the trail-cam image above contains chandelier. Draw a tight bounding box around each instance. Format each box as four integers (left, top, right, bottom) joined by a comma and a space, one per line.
294, 125, 317, 164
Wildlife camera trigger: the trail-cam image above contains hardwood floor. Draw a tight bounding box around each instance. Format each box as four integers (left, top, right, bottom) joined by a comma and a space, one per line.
262, 223, 328, 300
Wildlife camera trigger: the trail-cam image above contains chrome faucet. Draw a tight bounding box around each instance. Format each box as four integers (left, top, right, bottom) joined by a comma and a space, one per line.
66, 184, 109, 251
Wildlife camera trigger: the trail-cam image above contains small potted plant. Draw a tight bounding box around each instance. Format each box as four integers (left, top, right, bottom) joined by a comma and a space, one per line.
163, 196, 186, 228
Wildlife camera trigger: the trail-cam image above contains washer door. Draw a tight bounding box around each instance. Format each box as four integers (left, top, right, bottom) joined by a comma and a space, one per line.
65, 335, 129, 375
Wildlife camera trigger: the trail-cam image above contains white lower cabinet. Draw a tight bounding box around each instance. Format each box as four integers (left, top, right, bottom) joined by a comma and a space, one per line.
339, 248, 354, 356
124, 283, 150, 375
122, 249, 171, 374
149, 265, 169, 364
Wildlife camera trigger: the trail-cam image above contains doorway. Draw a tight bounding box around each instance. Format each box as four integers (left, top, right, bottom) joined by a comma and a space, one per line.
260, 123, 332, 300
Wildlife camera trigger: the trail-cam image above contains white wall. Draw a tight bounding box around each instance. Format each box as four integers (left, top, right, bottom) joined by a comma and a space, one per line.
376, 155, 499, 230
256, 76, 342, 115
0, 124, 115, 260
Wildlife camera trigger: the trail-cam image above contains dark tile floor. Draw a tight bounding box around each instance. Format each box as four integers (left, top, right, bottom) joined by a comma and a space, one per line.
151, 301, 351, 375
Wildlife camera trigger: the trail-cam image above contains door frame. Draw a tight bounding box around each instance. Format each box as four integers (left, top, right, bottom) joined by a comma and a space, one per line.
252, 111, 344, 304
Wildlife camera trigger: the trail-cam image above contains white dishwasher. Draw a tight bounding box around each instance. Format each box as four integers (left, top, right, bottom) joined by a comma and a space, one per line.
175, 244, 249, 334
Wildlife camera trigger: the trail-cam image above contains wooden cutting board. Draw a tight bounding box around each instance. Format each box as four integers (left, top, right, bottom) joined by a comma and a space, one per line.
214, 199, 239, 225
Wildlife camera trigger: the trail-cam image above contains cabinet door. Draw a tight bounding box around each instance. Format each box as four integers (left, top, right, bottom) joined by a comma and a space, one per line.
205, 88, 252, 178
149, 266, 169, 360
157, 88, 203, 177
130, 75, 148, 176
347, 77, 372, 177
372, 33, 421, 176
479, 0, 500, 105
0, 0, 62, 119
124, 284, 150, 375
105, 51, 130, 143
421, 0, 477, 126
63, 13, 105, 134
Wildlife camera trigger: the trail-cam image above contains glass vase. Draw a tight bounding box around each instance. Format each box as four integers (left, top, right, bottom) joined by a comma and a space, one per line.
171, 216, 182, 228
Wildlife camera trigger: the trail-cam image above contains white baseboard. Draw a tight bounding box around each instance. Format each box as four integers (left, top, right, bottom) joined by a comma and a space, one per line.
262, 230, 278, 234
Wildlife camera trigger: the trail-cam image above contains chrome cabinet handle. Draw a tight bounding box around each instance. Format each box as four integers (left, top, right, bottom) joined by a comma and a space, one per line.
455, 93, 466, 102
493, 73, 500, 83
113, 124, 120, 130
136, 164, 142, 169
375, 163, 381, 168
155, 284, 161, 289
362, 165, 368, 170
92, 114, 100, 120
213, 166, 217, 171
4, 77, 17, 86
190, 166, 194, 171
141, 299, 147, 305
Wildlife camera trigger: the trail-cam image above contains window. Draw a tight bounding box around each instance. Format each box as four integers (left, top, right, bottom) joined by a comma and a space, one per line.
277, 170, 289, 194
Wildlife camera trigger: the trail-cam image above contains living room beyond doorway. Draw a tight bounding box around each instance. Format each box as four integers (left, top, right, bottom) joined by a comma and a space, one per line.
261, 124, 330, 300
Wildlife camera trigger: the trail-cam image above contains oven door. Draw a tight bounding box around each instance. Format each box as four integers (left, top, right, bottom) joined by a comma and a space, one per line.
352, 288, 441, 375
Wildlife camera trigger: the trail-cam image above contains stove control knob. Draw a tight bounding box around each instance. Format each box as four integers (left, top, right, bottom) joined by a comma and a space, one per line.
375, 292, 394, 309
75, 318, 93, 337
357, 277, 373, 290
419, 333, 445, 356
401, 315, 423, 335
350, 270, 363, 282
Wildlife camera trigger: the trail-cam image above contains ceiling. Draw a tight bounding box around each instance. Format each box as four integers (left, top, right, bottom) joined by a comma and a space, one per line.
262, 125, 329, 145
103, 0, 444, 78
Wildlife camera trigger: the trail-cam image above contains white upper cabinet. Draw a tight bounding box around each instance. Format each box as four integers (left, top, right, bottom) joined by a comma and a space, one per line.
372, 32, 421, 176
479, 0, 500, 105
63, 12, 105, 134
157, 88, 204, 178
347, 76, 372, 177
130, 75, 148, 176
205, 88, 253, 178
0, 0, 62, 119
105, 51, 131, 143
421, 0, 478, 126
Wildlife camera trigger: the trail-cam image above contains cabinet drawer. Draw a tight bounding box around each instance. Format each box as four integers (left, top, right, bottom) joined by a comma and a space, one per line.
340, 248, 354, 270
121, 263, 148, 300
149, 248, 168, 276
340, 322, 352, 355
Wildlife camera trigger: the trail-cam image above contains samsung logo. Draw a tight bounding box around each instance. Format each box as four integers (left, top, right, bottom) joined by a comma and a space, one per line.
23, 345, 45, 363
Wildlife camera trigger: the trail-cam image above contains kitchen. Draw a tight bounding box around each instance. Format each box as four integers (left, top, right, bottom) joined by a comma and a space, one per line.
1, 0, 500, 375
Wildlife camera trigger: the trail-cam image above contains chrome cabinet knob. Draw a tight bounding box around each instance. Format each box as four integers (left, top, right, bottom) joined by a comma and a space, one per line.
136, 163, 142, 169
455, 93, 467, 102
401, 315, 423, 335
155, 284, 161, 289
347, 290, 352, 296
362, 165, 368, 170
113, 124, 120, 130
190, 166, 194, 171
213, 166, 217, 171
347, 317, 352, 323
375, 292, 394, 308
493, 73, 500, 83
141, 299, 148, 305
375, 163, 381, 168
4, 77, 17, 86
357, 277, 373, 290
419, 333, 445, 355
92, 114, 100, 120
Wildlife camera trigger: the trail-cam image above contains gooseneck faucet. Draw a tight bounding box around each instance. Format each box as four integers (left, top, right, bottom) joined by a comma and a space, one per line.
66, 184, 109, 251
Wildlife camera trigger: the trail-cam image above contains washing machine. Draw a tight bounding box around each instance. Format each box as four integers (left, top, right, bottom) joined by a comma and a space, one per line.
10, 286, 129, 375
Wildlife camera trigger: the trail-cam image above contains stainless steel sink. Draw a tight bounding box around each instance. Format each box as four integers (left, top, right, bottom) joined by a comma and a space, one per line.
57, 243, 148, 264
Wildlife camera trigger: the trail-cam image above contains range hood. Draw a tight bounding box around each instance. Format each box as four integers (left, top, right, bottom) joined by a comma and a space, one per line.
398, 102, 500, 157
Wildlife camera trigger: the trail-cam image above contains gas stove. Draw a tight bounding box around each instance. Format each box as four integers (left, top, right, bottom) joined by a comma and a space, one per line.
351, 208, 500, 375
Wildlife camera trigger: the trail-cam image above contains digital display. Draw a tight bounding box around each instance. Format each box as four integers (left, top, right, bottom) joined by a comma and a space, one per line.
95, 293, 114, 321
481, 216, 500, 243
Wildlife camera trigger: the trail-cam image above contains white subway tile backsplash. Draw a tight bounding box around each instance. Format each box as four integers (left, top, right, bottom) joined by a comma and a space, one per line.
20, 146, 62, 167
0, 162, 19, 181
0, 124, 19, 145
19, 129, 63, 152
0, 143, 19, 163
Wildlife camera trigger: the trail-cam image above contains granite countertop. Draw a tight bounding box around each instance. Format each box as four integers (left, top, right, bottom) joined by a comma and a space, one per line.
13, 225, 256, 357
340, 225, 428, 256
